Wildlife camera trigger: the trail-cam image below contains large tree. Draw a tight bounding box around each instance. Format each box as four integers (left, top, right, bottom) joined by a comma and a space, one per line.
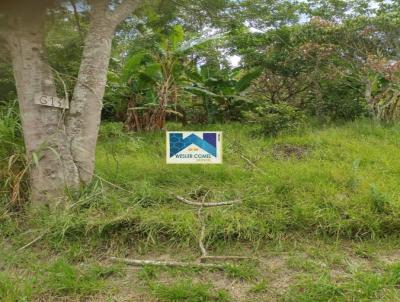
0, 0, 141, 204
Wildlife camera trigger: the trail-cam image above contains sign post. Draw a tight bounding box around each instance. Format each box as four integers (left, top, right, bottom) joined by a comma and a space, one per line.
34, 94, 69, 109
166, 131, 222, 164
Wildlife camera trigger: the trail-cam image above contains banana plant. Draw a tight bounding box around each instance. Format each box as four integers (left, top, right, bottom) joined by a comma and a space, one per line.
185, 66, 262, 123
122, 25, 221, 131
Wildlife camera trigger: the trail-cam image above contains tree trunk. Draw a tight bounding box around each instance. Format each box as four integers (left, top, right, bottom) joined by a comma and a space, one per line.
2, 0, 140, 205
6, 9, 80, 205
365, 77, 376, 118
66, 18, 114, 183
66, 0, 140, 183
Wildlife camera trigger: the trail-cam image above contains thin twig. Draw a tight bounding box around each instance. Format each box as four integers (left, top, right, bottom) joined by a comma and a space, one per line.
240, 154, 266, 175
111, 193, 252, 269
198, 223, 207, 256
50, 65, 69, 104
176, 196, 241, 207
47, 66, 97, 95
17, 231, 47, 252
110, 257, 225, 269
67, 191, 104, 209
49, 65, 70, 130
199, 255, 257, 262
197, 191, 208, 257
77, 164, 134, 194
94, 173, 134, 194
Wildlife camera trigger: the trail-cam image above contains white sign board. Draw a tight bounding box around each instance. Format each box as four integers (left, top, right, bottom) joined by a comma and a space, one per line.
34, 95, 69, 109
166, 131, 223, 164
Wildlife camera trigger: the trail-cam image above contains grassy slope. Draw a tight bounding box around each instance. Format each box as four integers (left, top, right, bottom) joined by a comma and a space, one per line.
1, 120, 400, 301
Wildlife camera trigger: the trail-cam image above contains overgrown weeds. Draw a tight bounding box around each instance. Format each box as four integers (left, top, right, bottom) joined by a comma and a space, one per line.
0, 100, 29, 208
1, 117, 400, 301
3, 120, 400, 251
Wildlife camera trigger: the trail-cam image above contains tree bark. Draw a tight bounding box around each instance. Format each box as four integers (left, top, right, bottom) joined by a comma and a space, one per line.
3, 0, 140, 204
66, 18, 114, 183
6, 7, 80, 205
67, 0, 140, 183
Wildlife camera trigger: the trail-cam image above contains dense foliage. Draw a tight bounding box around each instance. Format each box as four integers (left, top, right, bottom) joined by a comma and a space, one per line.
1, 0, 399, 134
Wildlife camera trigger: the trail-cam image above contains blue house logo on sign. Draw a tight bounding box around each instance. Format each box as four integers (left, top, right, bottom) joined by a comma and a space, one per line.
166, 132, 222, 164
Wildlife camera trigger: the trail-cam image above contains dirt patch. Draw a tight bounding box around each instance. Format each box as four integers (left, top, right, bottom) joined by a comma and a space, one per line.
198, 271, 253, 302
378, 250, 400, 264
272, 144, 310, 160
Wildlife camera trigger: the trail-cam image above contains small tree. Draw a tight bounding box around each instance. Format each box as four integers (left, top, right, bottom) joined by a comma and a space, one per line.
123, 25, 188, 132
121, 25, 224, 131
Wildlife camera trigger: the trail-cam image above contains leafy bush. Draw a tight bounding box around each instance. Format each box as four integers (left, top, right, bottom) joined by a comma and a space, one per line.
248, 103, 305, 136
304, 77, 369, 121
98, 122, 126, 139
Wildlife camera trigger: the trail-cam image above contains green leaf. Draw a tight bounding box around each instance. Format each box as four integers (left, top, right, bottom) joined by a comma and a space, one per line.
170, 25, 185, 51
229, 95, 255, 102
185, 86, 219, 97
122, 52, 148, 79
175, 33, 224, 54
235, 68, 262, 92
32, 152, 39, 167
142, 63, 162, 80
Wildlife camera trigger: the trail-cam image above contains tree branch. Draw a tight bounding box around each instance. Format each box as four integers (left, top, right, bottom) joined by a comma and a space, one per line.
199, 255, 256, 262
89, 0, 108, 17
110, 257, 225, 269
176, 195, 241, 207
108, 0, 140, 25
70, 0, 84, 44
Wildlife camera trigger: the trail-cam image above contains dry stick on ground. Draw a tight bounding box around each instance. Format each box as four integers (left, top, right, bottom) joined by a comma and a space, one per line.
176, 195, 241, 207
197, 191, 209, 258
17, 231, 48, 252
177, 194, 255, 263
110, 193, 255, 268
230, 144, 266, 175
240, 154, 267, 175
199, 255, 255, 262
110, 257, 225, 269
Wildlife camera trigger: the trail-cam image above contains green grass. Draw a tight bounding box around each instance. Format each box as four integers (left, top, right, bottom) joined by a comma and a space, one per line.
50, 120, 400, 244
2, 120, 400, 300
150, 280, 231, 302
283, 263, 400, 302
0, 257, 120, 301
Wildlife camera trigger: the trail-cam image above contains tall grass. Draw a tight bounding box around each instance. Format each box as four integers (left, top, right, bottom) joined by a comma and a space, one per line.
2, 119, 400, 301
2, 119, 400, 250
0, 100, 29, 208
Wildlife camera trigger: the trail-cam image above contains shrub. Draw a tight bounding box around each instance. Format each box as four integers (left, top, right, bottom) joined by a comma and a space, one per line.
98, 122, 126, 139
248, 103, 305, 136
305, 77, 369, 121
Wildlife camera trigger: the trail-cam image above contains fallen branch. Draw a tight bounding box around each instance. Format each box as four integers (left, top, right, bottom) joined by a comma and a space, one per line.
197, 194, 208, 257
17, 231, 47, 252
110, 257, 225, 269
240, 154, 266, 175
199, 255, 257, 263
176, 196, 241, 207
